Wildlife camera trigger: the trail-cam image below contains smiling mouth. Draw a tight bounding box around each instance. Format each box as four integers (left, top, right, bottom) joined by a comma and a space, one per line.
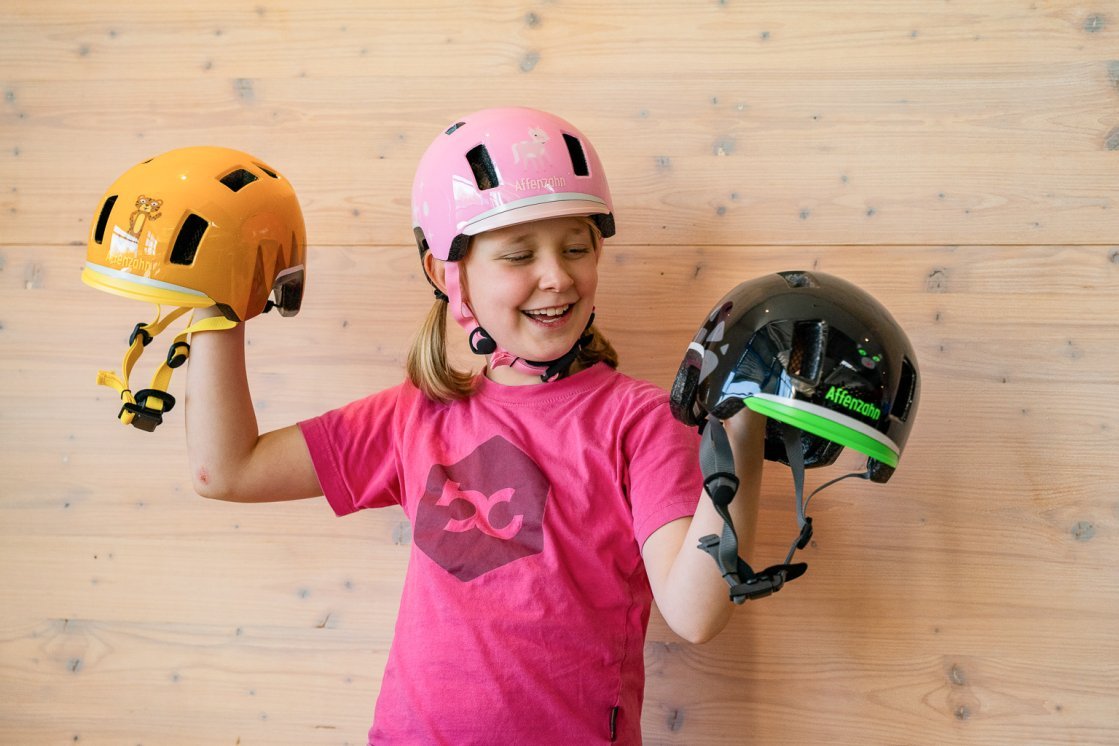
522, 304, 573, 323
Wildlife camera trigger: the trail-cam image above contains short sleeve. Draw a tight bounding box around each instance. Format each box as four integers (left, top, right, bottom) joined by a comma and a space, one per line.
622, 397, 702, 548
298, 384, 409, 516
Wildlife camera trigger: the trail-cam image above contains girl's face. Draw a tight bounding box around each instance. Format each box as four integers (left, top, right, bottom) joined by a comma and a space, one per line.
461, 215, 601, 382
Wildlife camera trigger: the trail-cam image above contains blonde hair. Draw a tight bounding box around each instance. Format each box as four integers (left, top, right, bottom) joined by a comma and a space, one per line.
406, 299, 477, 402
406, 220, 619, 402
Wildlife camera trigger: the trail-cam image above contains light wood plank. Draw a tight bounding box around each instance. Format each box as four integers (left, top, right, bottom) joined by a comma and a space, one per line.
3, 1, 1116, 79
3, 75, 1116, 246
3, 2, 1119, 742
3, 1, 1117, 247
3, 241, 1116, 746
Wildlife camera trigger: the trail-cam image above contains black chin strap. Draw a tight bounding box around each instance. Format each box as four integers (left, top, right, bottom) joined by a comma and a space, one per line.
697, 416, 870, 603
475, 311, 597, 383
535, 324, 596, 382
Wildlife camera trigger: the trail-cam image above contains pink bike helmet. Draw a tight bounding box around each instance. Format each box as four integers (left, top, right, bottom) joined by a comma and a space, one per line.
412, 107, 615, 262
411, 107, 616, 380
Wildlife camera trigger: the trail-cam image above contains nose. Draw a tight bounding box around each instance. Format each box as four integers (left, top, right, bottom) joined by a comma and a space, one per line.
537, 253, 574, 293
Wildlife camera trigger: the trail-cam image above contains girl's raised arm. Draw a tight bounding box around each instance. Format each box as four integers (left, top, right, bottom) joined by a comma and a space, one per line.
185, 310, 321, 503
641, 408, 764, 644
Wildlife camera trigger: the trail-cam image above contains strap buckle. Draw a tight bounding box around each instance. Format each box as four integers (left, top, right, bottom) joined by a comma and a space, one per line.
119, 389, 176, 432
698, 534, 809, 604
728, 562, 808, 602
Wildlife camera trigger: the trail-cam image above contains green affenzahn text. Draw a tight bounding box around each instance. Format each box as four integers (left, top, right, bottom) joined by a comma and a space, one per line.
824, 386, 881, 420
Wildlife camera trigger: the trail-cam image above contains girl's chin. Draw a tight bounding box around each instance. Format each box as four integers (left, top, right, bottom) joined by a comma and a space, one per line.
482, 308, 592, 363
497, 333, 580, 364
505, 345, 569, 364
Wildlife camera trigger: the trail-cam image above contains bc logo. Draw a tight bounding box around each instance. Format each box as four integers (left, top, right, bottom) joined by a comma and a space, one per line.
414, 436, 549, 582
437, 481, 523, 540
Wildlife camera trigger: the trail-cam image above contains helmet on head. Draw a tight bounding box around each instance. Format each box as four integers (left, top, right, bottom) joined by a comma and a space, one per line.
670, 271, 921, 602
411, 106, 615, 263
82, 146, 306, 431
411, 107, 615, 380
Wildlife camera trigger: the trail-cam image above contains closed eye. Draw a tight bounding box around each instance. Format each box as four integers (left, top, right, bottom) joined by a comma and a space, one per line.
503, 247, 590, 263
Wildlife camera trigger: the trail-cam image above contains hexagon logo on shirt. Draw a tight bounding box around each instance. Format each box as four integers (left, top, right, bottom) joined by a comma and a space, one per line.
414, 435, 549, 582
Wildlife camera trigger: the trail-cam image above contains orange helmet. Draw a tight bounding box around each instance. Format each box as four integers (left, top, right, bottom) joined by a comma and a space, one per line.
83, 146, 307, 430
84, 145, 306, 321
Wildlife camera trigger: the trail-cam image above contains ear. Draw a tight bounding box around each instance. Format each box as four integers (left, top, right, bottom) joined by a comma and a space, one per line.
423, 252, 450, 297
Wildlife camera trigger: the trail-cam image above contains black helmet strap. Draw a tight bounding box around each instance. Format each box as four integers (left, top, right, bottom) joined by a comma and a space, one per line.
503, 311, 597, 383
697, 414, 870, 604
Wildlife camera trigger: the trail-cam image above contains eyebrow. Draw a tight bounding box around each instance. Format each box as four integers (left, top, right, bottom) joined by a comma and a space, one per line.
502, 225, 593, 247
501, 233, 535, 246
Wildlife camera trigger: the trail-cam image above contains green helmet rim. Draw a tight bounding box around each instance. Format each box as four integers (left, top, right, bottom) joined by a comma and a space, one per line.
742, 394, 900, 468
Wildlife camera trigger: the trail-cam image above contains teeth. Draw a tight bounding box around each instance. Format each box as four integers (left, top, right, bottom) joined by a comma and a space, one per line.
525, 305, 570, 318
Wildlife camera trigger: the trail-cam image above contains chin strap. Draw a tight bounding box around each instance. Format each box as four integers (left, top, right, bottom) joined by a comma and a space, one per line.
96, 306, 236, 431
443, 261, 594, 382
697, 414, 870, 603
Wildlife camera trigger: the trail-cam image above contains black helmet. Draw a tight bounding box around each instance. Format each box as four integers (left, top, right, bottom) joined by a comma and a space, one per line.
670, 271, 921, 602
671, 270, 919, 482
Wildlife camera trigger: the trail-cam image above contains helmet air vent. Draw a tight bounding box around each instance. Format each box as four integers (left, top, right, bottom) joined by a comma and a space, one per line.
93, 195, 118, 245
445, 122, 466, 135
254, 162, 278, 179
563, 134, 590, 176
891, 356, 917, 422
788, 320, 827, 386
466, 144, 500, 190
219, 168, 259, 193
778, 271, 820, 289
170, 213, 209, 265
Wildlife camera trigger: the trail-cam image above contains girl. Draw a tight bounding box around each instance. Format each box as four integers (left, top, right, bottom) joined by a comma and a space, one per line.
186, 107, 762, 745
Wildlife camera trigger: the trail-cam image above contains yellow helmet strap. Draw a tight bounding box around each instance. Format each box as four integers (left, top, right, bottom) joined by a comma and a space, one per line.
96, 306, 236, 431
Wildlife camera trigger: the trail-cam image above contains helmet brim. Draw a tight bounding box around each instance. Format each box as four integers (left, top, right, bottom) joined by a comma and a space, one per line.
461, 194, 610, 237
82, 263, 213, 308
743, 393, 901, 468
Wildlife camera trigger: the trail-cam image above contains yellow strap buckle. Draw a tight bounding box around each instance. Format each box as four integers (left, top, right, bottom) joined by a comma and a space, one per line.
96, 306, 237, 431
119, 388, 177, 432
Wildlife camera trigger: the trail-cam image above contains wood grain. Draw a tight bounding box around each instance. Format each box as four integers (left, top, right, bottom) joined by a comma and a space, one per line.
3, 240, 1117, 744
2, 2, 1117, 247
2, 1, 1118, 744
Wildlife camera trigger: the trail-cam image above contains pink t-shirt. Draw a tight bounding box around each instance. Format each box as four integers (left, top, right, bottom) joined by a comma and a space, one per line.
299, 363, 701, 745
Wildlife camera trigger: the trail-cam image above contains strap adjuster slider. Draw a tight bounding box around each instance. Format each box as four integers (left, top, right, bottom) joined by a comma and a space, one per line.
129, 323, 154, 347
795, 516, 814, 550
166, 341, 190, 369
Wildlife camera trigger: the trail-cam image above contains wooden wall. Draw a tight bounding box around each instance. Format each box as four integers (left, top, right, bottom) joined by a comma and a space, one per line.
2, 1, 1118, 744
